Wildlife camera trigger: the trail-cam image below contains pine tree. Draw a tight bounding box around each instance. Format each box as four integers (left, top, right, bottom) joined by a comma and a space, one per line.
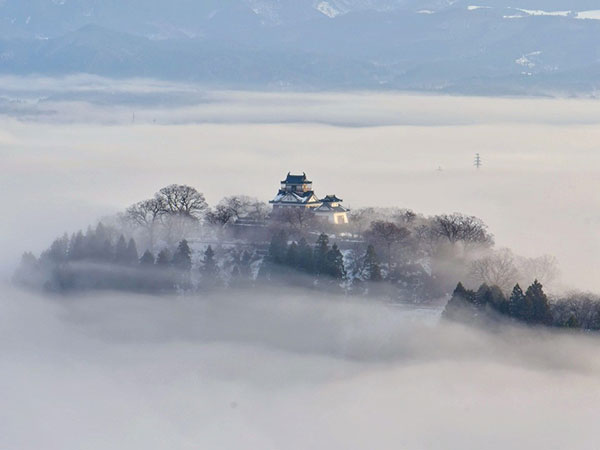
509, 283, 534, 322
565, 314, 580, 329
114, 235, 129, 264
326, 244, 346, 280
172, 240, 192, 272
362, 244, 382, 282
476, 284, 509, 315
43, 233, 69, 264
475, 283, 493, 307
454, 282, 475, 303
314, 233, 330, 276
69, 231, 86, 261
297, 237, 314, 273
526, 280, 552, 325
156, 248, 172, 267
267, 230, 288, 265
200, 245, 221, 290
200, 245, 219, 276
125, 238, 139, 265
90, 223, 110, 260
259, 231, 288, 281
489, 285, 509, 314
100, 239, 114, 262
154, 248, 174, 291
443, 282, 477, 321
139, 250, 155, 266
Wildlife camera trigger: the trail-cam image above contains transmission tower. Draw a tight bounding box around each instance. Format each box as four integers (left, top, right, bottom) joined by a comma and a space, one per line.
474, 153, 482, 169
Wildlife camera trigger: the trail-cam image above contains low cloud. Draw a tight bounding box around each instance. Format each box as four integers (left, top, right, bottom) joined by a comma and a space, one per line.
1, 78, 599, 289
1, 285, 599, 450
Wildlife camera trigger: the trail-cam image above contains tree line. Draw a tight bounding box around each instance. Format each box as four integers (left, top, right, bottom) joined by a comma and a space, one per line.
443, 280, 600, 331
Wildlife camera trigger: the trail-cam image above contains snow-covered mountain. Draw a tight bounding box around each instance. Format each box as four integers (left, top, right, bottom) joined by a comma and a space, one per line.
1, 0, 600, 94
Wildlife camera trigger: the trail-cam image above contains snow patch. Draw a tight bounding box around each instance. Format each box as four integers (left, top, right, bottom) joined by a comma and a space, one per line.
316, 1, 341, 18
467, 6, 491, 11
417, 10, 435, 14
516, 56, 534, 68
516, 8, 572, 17
576, 10, 600, 20
504, 8, 600, 20
515, 51, 542, 69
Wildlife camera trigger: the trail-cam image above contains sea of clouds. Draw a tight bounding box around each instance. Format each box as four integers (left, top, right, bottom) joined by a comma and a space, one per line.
1, 76, 599, 290
1, 76, 600, 449
1, 285, 600, 449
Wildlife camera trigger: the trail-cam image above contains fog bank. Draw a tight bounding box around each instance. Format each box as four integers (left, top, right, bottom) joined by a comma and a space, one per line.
1, 80, 599, 290
1, 285, 599, 449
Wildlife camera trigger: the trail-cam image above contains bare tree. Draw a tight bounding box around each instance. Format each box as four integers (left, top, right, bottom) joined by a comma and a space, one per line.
517, 254, 560, 287
364, 220, 410, 269
432, 213, 494, 248
347, 208, 376, 236
156, 184, 208, 219
125, 197, 165, 249
149, 185, 208, 245
206, 196, 269, 227
468, 248, 520, 293
272, 207, 317, 234
392, 209, 417, 226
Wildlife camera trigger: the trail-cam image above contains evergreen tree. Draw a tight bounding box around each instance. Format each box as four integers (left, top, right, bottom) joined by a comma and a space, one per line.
99, 239, 114, 262
525, 280, 552, 325
476, 284, 509, 315
43, 233, 69, 264
13, 252, 40, 288
95, 222, 108, 243
125, 238, 139, 265
172, 240, 192, 272
139, 250, 155, 266
156, 248, 172, 267
171, 240, 192, 290
453, 282, 475, 304
326, 244, 346, 280
443, 282, 477, 321
509, 284, 529, 321
155, 248, 173, 291
489, 285, 509, 314
267, 230, 288, 265
69, 231, 86, 261
114, 235, 129, 264
200, 245, 222, 290
297, 238, 314, 273
565, 314, 580, 329
362, 244, 382, 282
200, 245, 219, 277
475, 283, 491, 306
259, 231, 288, 280
314, 233, 330, 276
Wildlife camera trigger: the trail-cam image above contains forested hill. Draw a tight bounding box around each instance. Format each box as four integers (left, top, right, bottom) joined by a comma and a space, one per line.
15, 183, 580, 318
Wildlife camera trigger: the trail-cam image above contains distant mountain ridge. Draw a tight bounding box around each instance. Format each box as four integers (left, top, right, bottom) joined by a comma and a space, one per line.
1, 0, 599, 94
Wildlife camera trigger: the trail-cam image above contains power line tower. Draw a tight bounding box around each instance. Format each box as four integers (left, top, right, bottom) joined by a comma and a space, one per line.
474, 153, 482, 169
